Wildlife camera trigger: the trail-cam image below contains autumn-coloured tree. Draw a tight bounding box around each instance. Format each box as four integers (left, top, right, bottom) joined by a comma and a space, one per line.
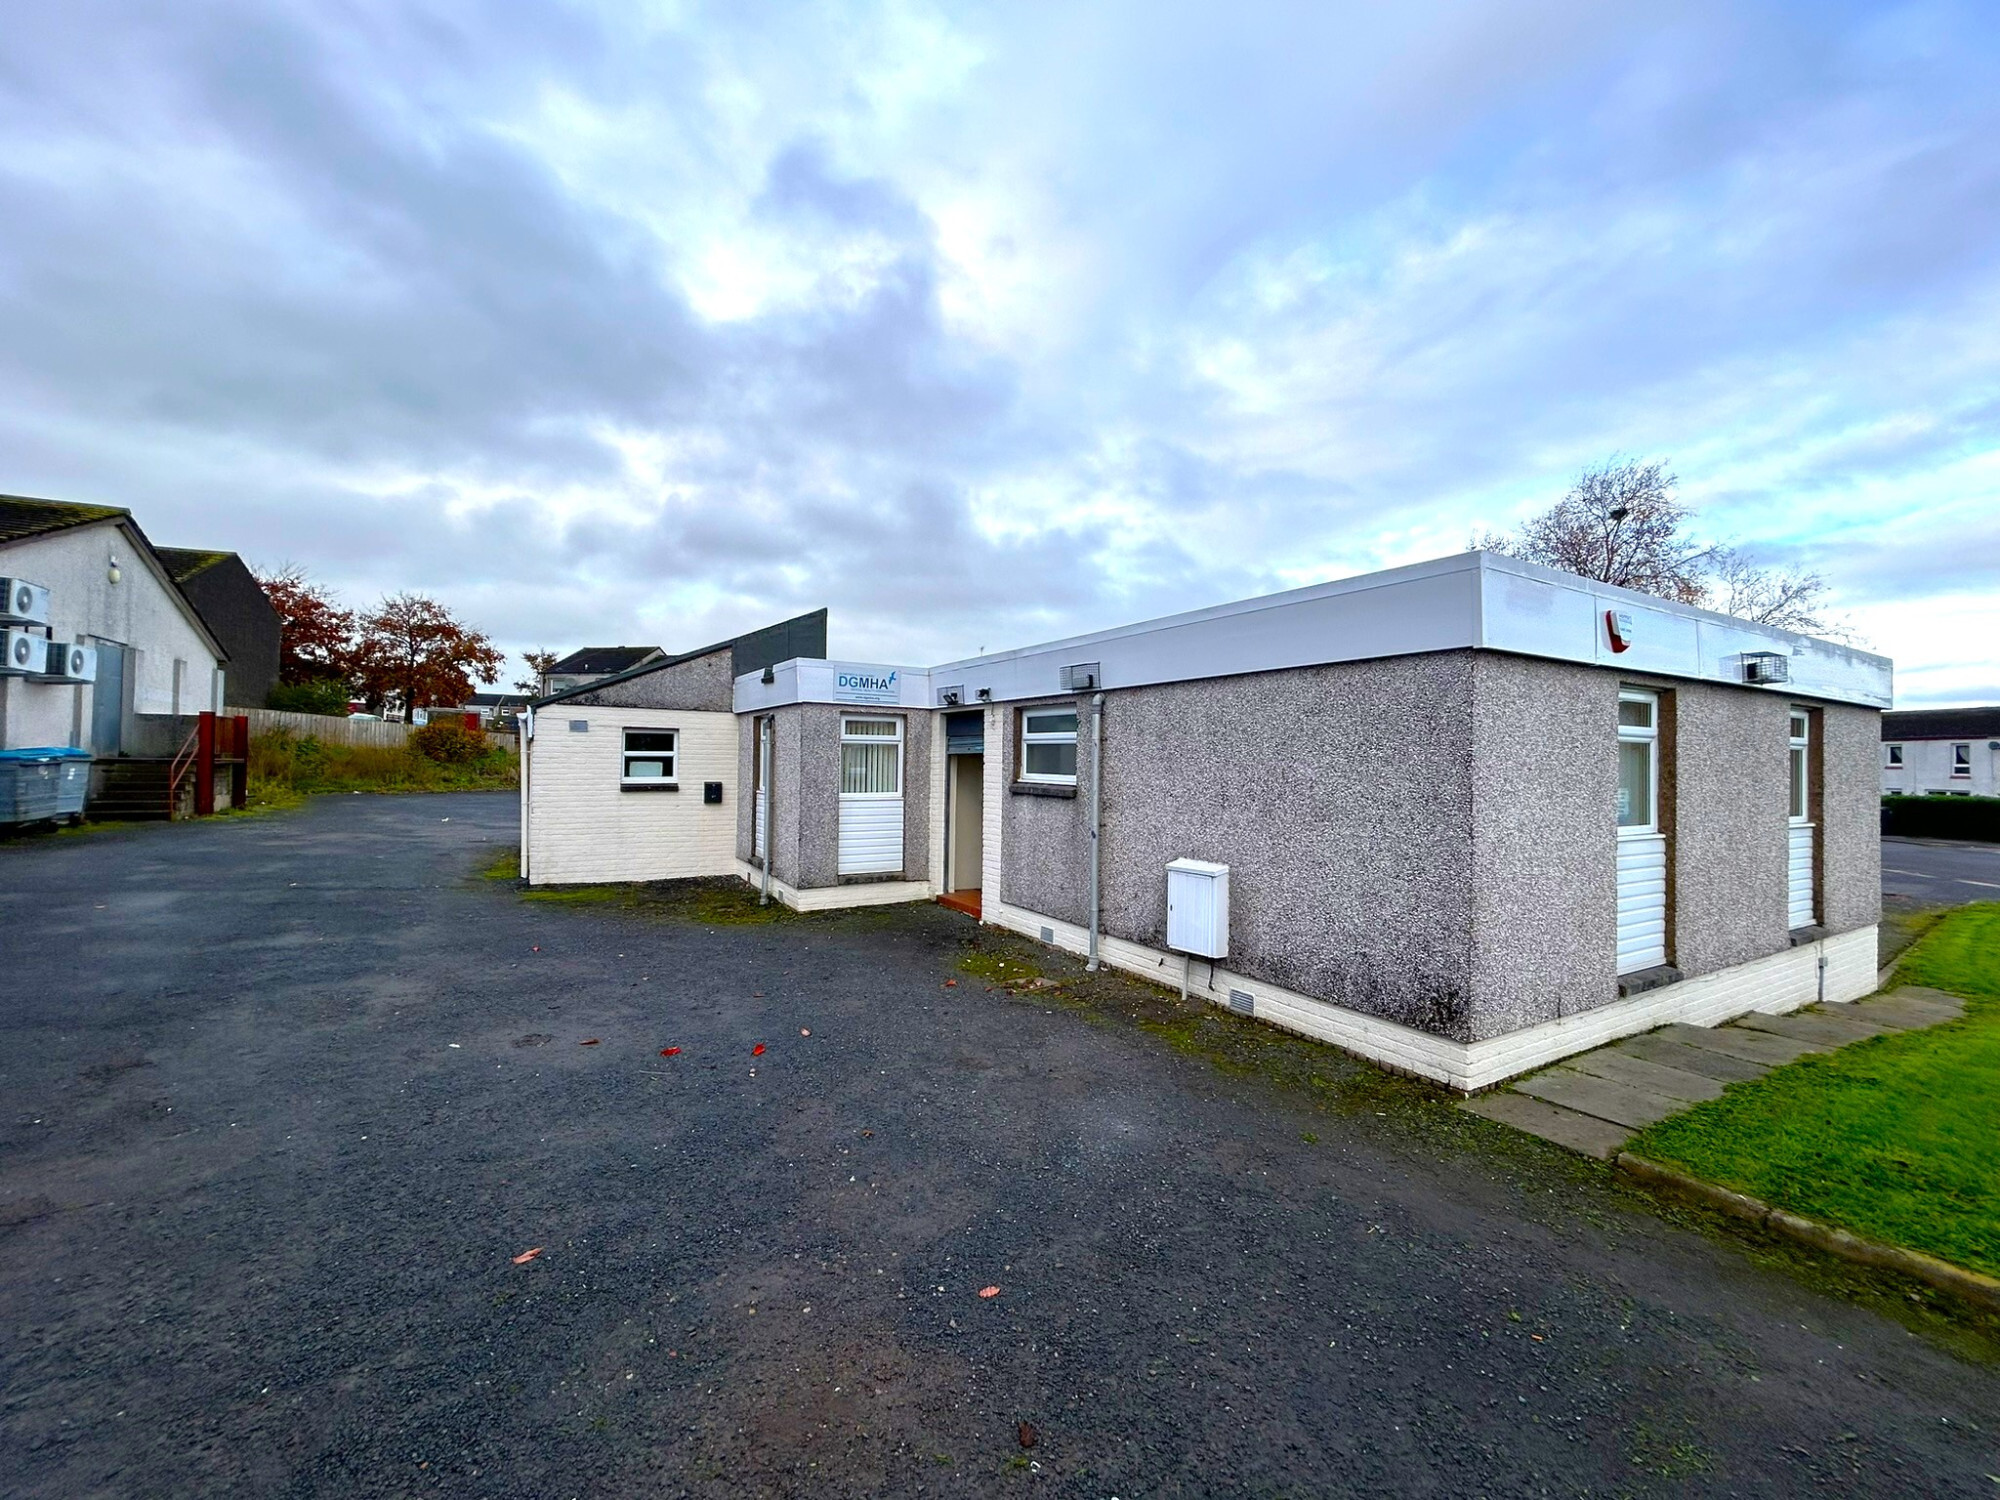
515, 648, 559, 696
350, 593, 506, 720
257, 565, 357, 684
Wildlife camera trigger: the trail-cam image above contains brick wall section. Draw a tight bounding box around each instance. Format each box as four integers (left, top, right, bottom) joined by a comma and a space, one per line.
526, 706, 738, 884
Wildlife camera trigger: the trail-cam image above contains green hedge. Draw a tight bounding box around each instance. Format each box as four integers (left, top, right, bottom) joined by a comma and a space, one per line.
1881, 794, 2000, 842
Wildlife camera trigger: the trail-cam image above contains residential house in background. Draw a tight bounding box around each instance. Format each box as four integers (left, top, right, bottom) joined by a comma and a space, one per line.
155, 548, 282, 709
520, 554, 1889, 1093
1881, 707, 2000, 797
466, 691, 532, 727
540, 646, 666, 697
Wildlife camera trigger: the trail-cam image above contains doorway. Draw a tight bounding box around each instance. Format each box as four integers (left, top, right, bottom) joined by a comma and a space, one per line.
944, 752, 984, 907
91, 642, 127, 756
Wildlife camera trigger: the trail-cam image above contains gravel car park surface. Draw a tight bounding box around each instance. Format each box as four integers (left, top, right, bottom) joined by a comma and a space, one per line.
3, 792, 1997, 1498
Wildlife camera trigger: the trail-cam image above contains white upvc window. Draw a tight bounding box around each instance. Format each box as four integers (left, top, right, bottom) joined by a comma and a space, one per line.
1788, 710, 1811, 822
840, 716, 902, 795
1616, 690, 1658, 832
1952, 743, 1972, 777
1884, 743, 1903, 769
1020, 708, 1079, 784
621, 728, 677, 785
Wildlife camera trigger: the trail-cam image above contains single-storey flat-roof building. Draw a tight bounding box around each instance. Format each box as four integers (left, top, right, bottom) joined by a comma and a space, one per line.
519, 553, 1890, 1092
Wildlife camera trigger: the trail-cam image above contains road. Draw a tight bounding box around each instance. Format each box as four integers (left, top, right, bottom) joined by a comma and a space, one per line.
3, 794, 1996, 1498
1882, 835, 2000, 908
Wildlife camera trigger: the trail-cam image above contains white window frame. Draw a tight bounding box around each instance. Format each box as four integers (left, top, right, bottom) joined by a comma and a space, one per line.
1788, 709, 1812, 824
1951, 743, 1972, 778
620, 727, 678, 786
1616, 689, 1659, 835
1019, 706, 1080, 786
839, 716, 903, 797
1884, 743, 1903, 769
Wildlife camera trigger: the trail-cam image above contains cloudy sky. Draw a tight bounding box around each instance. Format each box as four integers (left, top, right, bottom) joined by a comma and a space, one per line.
2, 1, 1995, 703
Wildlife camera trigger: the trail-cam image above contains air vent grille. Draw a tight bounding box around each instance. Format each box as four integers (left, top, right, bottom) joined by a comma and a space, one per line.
1228, 989, 1254, 1016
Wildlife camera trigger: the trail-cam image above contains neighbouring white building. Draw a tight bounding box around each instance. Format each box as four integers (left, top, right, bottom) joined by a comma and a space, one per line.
1, 496, 227, 757
1881, 707, 2000, 798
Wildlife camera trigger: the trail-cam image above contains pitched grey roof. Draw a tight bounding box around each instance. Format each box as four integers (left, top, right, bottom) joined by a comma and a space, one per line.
1882, 707, 2000, 741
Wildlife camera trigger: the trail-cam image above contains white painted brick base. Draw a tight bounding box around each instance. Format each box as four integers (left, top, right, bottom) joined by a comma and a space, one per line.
732, 861, 935, 912
983, 894, 1878, 1092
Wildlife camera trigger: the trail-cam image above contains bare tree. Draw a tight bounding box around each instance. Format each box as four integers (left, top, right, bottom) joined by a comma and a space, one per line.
1478, 457, 1855, 639
1707, 547, 1850, 638
515, 648, 559, 696
1477, 458, 1711, 602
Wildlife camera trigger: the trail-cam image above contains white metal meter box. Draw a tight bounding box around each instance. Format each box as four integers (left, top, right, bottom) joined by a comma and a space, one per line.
0, 628, 44, 675
1166, 858, 1230, 958
34, 640, 96, 683
0, 578, 50, 625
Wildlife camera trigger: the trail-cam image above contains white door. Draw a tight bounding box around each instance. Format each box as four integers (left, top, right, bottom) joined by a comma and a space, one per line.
1787, 709, 1815, 928
1616, 691, 1667, 973
838, 716, 903, 875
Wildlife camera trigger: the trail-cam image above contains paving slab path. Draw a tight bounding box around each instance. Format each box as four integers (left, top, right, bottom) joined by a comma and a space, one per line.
1464, 988, 1967, 1161
4, 795, 1998, 1497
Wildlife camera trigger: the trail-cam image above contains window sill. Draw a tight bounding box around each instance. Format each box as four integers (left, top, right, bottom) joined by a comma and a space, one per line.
620, 782, 681, 793
1788, 924, 1828, 946
1011, 781, 1077, 799
1616, 964, 1682, 998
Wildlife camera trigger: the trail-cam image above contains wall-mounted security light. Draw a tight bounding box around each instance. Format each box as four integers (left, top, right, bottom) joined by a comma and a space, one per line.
936, 685, 963, 707
760, 665, 775, 684
107, 556, 122, 585
976, 687, 992, 702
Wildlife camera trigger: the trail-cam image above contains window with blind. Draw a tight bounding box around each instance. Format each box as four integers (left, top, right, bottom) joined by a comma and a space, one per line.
1020, 708, 1079, 784
840, 717, 902, 794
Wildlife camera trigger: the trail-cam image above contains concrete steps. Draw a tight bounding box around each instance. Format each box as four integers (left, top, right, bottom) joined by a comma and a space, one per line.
1462, 987, 1967, 1158
88, 759, 183, 822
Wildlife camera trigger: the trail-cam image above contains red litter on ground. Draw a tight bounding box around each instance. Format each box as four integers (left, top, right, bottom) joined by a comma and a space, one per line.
800, 1028, 811, 1037
512, 1247, 543, 1265
752, 1043, 766, 1057
660, 1047, 681, 1057
979, 1286, 1001, 1299
579, 1038, 601, 1046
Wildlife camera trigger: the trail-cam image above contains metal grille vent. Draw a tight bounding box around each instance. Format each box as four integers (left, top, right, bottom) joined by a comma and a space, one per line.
1228, 989, 1254, 1016
1039, 926, 1055, 944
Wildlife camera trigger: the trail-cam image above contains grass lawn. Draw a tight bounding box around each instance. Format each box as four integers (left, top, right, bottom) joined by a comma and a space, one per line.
1631, 904, 2000, 1279
245, 729, 518, 810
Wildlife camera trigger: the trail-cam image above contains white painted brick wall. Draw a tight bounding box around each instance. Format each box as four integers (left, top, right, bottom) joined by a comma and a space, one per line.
525, 707, 739, 884
983, 889, 1877, 1092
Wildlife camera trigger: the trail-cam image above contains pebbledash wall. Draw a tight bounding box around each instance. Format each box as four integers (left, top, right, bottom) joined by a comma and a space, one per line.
523, 553, 1891, 1090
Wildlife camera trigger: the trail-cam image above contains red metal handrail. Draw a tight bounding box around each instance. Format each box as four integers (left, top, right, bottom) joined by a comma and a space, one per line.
167, 725, 201, 819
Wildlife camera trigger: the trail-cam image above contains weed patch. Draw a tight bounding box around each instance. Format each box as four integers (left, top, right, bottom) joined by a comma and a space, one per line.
248, 729, 517, 805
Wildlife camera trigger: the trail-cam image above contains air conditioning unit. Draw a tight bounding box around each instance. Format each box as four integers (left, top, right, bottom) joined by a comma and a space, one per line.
1061, 662, 1101, 691
1742, 651, 1790, 685
0, 578, 50, 625
0, 628, 44, 675
34, 640, 96, 683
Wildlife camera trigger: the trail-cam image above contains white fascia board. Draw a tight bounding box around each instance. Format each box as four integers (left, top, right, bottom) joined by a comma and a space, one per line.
733, 658, 932, 712
1475, 554, 1893, 708
932, 554, 1484, 706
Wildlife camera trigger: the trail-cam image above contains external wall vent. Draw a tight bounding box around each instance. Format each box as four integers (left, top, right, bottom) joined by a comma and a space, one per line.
1039, 925, 1055, 944
1227, 989, 1254, 1016
1742, 651, 1790, 685
1060, 662, 1101, 691
568, 719, 589, 733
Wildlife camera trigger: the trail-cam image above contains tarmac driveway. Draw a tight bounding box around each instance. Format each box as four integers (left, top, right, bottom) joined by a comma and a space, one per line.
2, 793, 1996, 1498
